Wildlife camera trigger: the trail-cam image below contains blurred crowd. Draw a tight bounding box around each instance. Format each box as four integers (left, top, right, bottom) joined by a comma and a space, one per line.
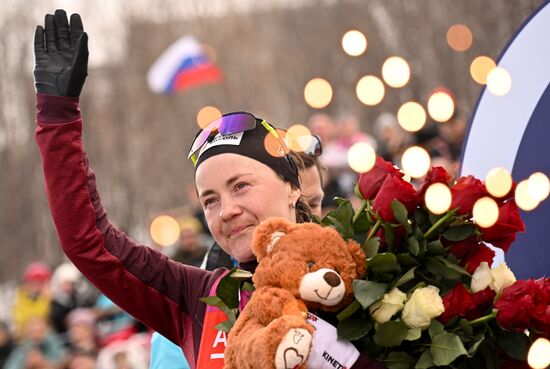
0, 217, 212, 369
306, 109, 466, 213
1, 108, 467, 369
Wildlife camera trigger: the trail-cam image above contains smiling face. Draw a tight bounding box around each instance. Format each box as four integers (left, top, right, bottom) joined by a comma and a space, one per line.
195, 153, 300, 262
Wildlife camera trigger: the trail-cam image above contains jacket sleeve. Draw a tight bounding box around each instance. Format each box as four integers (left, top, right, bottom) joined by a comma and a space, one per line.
34, 94, 223, 347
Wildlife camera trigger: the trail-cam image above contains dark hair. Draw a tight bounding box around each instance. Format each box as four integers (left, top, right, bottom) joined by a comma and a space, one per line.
295, 151, 325, 187
287, 151, 313, 223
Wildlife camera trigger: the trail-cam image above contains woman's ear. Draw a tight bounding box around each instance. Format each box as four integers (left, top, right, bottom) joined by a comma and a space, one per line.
289, 185, 301, 208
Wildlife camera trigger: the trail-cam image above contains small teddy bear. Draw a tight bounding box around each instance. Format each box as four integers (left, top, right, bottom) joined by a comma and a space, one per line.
224, 218, 366, 369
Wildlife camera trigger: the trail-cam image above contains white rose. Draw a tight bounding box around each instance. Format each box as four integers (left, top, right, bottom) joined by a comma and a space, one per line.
369, 288, 407, 324
489, 262, 516, 293
401, 286, 444, 329
471, 262, 492, 293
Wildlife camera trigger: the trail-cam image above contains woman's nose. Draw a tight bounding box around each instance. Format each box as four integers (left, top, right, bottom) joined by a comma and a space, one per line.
219, 200, 242, 221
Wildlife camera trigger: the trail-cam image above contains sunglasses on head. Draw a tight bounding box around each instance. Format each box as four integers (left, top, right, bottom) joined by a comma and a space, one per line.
188, 111, 322, 165
188, 112, 259, 164
280, 132, 322, 158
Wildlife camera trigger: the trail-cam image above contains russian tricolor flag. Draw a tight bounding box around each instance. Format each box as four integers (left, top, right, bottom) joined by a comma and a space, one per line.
147, 36, 223, 94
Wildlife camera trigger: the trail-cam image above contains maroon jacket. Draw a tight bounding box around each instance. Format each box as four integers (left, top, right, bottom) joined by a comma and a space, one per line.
35, 94, 383, 369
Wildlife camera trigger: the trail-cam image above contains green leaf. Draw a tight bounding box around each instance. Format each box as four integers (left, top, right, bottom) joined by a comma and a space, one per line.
435, 256, 470, 276
425, 258, 463, 280
384, 351, 415, 369
397, 254, 420, 266
413, 208, 429, 228
426, 240, 445, 255
368, 253, 402, 275
353, 208, 373, 233
241, 281, 255, 292
408, 237, 420, 256
404, 327, 422, 341
459, 318, 473, 336
393, 267, 417, 288
337, 300, 361, 321
199, 296, 225, 308
467, 333, 486, 356
414, 350, 434, 369
383, 223, 395, 249
364, 237, 380, 258
392, 200, 411, 232
353, 280, 388, 309
327, 216, 353, 239
442, 224, 476, 242
428, 320, 444, 339
214, 319, 234, 333
374, 320, 409, 347
217, 271, 241, 309
336, 199, 354, 223
334, 197, 348, 206
337, 317, 373, 341
230, 269, 253, 280
496, 331, 530, 361
430, 331, 468, 366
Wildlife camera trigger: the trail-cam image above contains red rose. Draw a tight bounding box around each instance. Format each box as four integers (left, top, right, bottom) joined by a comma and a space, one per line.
372, 175, 418, 223
480, 200, 525, 252
419, 166, 452, 200
448, 236, 479, 259
495, 278, 550, 335
448, 238, 495, 273
461, 243, 495, 274
439, 283, 477, 324
450, 176, 488, 215
357, 157, 403, 200
469, 287, 496, 320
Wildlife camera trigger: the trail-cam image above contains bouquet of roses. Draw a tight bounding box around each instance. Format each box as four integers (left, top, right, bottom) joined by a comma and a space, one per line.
321, 157, 549, 369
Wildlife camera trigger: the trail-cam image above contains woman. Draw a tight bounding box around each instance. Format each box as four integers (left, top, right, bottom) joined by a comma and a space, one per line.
33, 10, 383, 369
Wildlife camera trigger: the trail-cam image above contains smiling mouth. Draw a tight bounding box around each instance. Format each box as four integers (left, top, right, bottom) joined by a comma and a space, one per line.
229, 225, 254, 238
314, 289, 341, 301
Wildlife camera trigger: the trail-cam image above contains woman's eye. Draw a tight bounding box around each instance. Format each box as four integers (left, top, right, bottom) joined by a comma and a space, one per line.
235, 182, 249, 191
203, 198, 218, 208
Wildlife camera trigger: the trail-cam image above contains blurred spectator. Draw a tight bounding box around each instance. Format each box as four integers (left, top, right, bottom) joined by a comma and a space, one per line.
373, 112, 413, 164
296, 151, 325, 217
319, 112, 377, 208
61, 350, 97, 369
12, 262, 52, 339
49, 263, 98, 334
436, 110, 468, 176
64, 308, 98, 354
0, 320, 15, 368
96, 335, 148, 369
4, 317, 64, 369
307, 113, 336, 148
170, 217, 208, 267
94, 295, 137, 347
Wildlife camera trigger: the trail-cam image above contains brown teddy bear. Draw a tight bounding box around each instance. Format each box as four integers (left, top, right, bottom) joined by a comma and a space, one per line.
224, 217, 366, 369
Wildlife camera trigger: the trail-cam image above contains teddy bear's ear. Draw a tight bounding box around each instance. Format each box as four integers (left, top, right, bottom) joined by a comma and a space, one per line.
251, 218, 295, 260
347, 239, 367, 278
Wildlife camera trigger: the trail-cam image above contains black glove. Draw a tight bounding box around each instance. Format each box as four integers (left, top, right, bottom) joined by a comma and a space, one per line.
34, 9, 88, 97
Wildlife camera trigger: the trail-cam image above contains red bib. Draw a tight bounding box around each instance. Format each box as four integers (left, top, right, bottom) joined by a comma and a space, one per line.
196, 271, 251, 369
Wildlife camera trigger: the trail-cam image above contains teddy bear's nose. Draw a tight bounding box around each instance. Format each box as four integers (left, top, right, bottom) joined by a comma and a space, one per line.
323, 271, 341, 287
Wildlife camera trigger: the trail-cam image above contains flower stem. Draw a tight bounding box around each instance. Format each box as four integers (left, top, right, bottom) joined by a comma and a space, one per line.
366, 219, 381, 242
353, 200, 369, 224
423, 211, 454, 239
468, 311, 497, 326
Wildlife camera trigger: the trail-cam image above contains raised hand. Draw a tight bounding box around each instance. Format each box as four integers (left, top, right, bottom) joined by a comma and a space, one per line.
34, 9, 88, 97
